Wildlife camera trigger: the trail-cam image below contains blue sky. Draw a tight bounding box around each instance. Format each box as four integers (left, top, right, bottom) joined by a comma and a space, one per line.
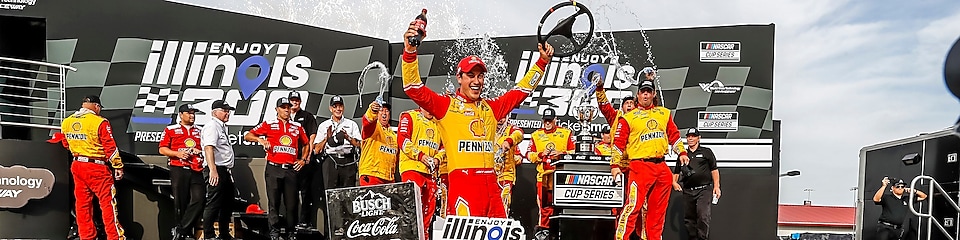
178, 0, 960, 207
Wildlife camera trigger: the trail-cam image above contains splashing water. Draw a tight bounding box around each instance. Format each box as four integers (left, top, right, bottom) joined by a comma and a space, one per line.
443, 32, 512, 99
358, 61, 391, 104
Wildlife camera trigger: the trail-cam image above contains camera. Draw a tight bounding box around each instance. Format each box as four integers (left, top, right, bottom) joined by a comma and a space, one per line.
680, 164, 696, 179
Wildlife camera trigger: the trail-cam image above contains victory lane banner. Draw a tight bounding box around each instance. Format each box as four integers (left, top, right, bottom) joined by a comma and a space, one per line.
325, 182, 423, 240
438, 216, 526, 240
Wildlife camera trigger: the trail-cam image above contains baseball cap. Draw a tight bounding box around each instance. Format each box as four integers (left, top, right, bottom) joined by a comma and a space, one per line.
276, 97, 292, 107
686, 128, 701, 137
330, 95, 344, 106
288, 91, 302, 100
457, 55, 487, 74
246, 204, 265, 215
82, 95, 102, 107
211, 100, 236, 111
542, 108, 557, 121
178, 104, 201, 113
890, 178, 906, 186
381, 102, 392, 110
639, 79, 655, 91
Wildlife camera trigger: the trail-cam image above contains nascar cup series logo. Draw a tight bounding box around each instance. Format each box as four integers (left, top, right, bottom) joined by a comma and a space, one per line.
132, 40, 312, 140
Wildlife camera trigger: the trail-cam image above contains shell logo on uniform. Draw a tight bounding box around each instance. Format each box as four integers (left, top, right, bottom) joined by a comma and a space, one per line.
71, 122, 82, 131
280, 135, 293, 146
426, 129, 435, 138
469, 119, 486, 137
546, 142, 556, 151
646, 119, 658, 130
184, 138, 196, 148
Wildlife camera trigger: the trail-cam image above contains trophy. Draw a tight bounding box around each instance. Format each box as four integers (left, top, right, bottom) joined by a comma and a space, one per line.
358, 61, 391, 106
572, 71, 601, 154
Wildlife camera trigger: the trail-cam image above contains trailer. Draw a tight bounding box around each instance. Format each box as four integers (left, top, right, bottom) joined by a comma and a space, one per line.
857, 126, 960, 240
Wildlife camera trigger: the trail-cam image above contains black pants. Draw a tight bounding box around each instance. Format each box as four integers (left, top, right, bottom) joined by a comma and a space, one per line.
297, 161, 323, 228
321, 156, 357, 234
322, 156, 358, 189
266, 164, 299, 235
170, 166, 206, 235
202, 166, 235, 238
682, 184, 712, 240
876, 222, 903, 240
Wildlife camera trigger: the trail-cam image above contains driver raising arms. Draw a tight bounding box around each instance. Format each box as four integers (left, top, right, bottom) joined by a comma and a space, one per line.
400, 20, 554, 218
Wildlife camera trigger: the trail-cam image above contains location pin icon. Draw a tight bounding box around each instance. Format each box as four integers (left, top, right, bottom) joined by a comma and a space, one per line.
237, 56, 271, 100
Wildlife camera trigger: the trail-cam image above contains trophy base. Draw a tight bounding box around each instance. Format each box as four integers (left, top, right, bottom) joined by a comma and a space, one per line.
575, 134, 596, 155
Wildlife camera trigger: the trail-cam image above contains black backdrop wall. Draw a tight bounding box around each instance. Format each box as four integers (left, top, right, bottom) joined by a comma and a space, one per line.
0, 0, 779, 239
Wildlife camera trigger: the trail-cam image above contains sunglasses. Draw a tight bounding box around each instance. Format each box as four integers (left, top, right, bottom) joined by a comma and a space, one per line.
893, 185, 905, 189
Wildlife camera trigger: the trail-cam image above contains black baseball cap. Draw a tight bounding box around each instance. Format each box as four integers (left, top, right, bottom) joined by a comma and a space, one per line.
890, 178, 906, 186
542, 108, 557, 121
276, 97, 292, 107
639, 79, 655, 91
381, 102, 392, 110
686, 128, 701, 137
82, 95, 102, 107
288, 91, 302, 100
178, 104, 201, 113
330, 95, 344, 106
211, 100, 236, 111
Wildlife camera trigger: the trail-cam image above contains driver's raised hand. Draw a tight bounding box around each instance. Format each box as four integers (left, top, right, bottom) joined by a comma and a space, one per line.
539, 43, 554, 62
404, 21, 426, 53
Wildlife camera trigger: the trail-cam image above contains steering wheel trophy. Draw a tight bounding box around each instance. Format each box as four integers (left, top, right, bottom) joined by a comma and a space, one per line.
358, 61, 391, 106
537, 1, 596, 58
946, 36, 960, 136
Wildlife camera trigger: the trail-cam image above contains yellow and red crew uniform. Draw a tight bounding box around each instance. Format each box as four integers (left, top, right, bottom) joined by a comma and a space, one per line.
526, 112, 575, 231
397, 109, 443, 239
496, 122, 524, 212
359, 104, 398, 186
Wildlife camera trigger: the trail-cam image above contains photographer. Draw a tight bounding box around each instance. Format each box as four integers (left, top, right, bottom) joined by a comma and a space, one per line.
672, 128, 720, 240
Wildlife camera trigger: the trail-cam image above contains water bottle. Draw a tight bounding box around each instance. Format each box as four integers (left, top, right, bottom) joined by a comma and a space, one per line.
712, 194, 719, 205
407, 9, 428, 47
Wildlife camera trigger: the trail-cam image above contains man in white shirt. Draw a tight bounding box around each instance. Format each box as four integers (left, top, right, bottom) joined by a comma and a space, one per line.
312, 95, 361, 234
200, 100, 236, 240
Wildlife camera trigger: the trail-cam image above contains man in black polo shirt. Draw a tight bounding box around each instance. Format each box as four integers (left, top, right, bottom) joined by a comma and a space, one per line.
672, 128, 720, 240
288, 91, 321, 232
873, 177, 927, 240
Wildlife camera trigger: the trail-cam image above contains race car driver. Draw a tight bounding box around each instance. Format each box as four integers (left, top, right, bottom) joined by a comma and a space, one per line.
358, 101, 398, 186
397, 107, 443, 239
611, 75, 689, 240
526, 108, 575, 238
401, 19, 553, 218
52, 95, 126, 240
495, 116, 524, 214
244, 97, 310, 240
158, 104, 205, 240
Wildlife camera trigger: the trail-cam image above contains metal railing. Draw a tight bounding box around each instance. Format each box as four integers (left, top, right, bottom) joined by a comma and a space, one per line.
0, 56, 76, 130
909, 175, 960, 240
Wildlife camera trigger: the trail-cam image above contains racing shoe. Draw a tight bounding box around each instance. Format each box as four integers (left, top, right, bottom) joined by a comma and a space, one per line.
534, 227, 550, 240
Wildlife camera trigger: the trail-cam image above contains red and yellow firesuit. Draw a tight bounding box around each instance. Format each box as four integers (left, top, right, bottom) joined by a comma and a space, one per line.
612, 105, 686, 240
52, 109, 126, 240
397, 109, 443, 239
496, 123, 523, 213
359, 106, 398, 186
597, 89, 647, 238
401, 51, 547, 218
527, 126, 574, 230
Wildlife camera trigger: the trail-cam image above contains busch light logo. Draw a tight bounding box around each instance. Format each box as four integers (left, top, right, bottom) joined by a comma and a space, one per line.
352, 190, 391, 217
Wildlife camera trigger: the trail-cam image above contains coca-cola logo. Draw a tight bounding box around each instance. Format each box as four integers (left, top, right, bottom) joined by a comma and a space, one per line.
346, 217, 400, 238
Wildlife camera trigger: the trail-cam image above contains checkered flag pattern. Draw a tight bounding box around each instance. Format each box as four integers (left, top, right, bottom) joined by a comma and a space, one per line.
135, 86, 179, 114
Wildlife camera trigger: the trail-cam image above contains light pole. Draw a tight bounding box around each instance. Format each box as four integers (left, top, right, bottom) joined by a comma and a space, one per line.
803, 188, 814, 205
779, 170, 801, 178
849, 187, 859, 206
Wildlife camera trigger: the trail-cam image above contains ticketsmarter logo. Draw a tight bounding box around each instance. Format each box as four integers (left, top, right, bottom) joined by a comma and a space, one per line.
133, 40, 312, 126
